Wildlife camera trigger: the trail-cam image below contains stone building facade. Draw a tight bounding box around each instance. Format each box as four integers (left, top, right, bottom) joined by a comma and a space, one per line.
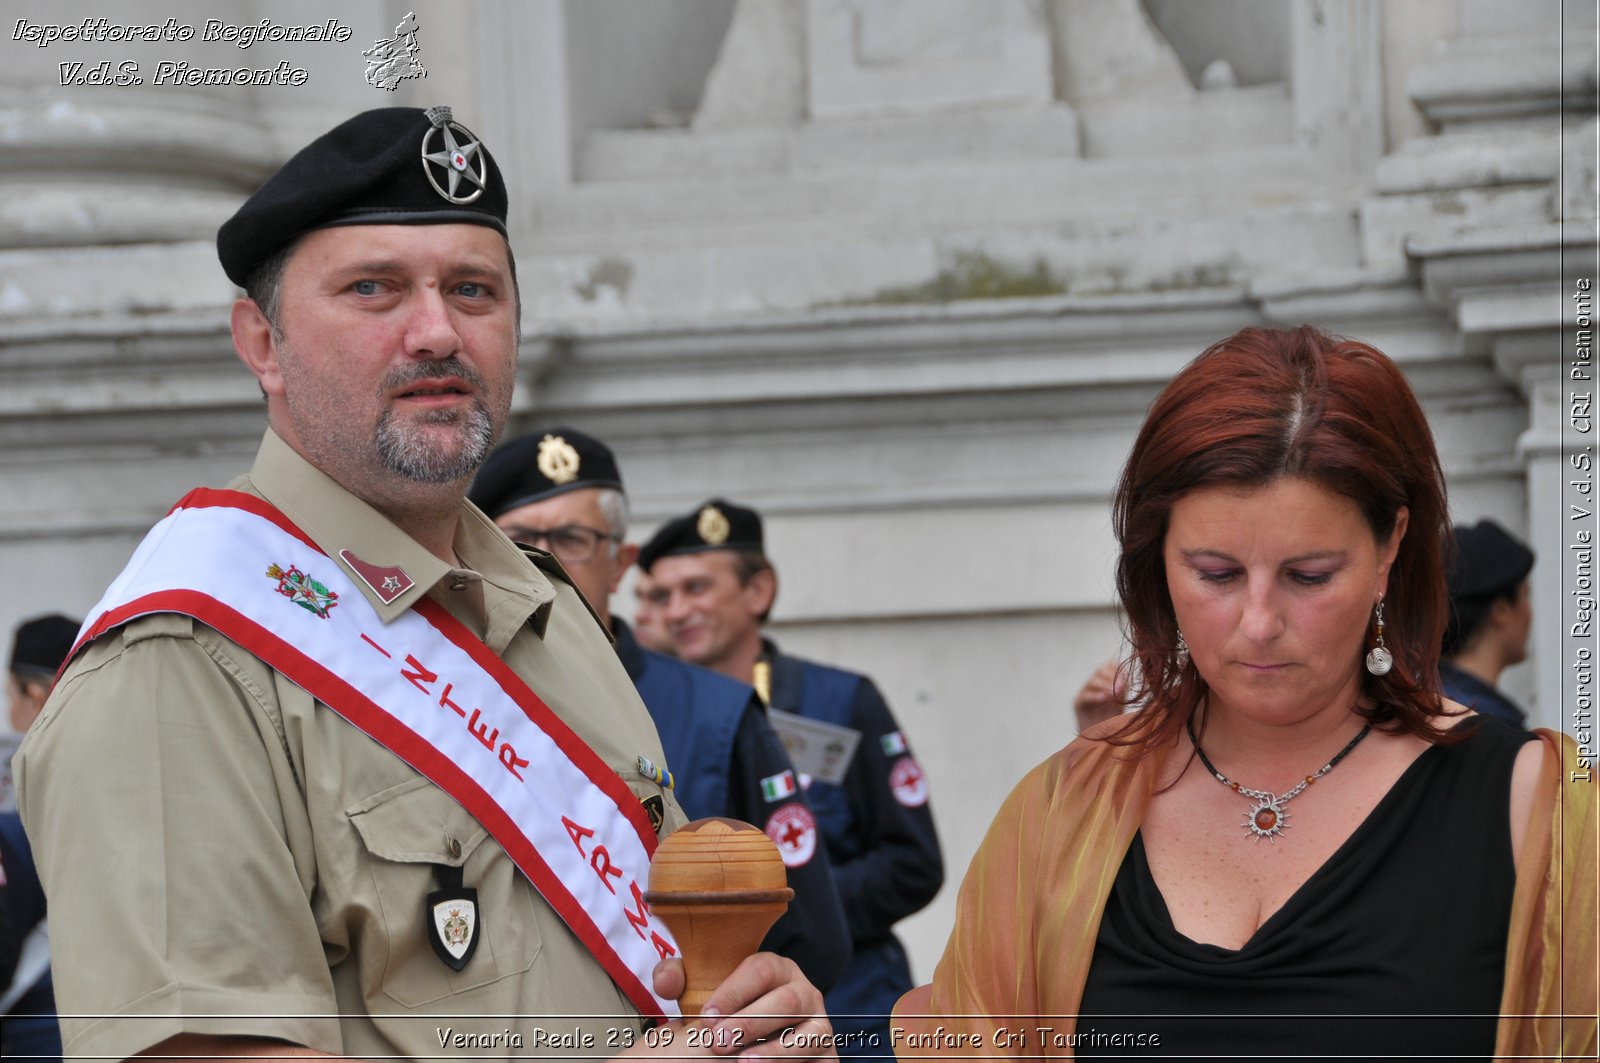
1, 0, 1594, 974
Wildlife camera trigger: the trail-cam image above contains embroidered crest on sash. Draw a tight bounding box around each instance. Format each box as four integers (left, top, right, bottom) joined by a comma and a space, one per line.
265, 563, 339, 619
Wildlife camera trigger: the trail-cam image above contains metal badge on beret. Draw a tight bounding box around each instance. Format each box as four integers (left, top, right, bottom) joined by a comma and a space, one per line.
421, 105, 488, 204
536, 434, 582, 486
697, 504, 731, 546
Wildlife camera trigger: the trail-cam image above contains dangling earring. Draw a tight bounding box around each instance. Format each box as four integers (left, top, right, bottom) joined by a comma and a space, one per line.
1365, 600, 1393, 676
1175, 627, 1190, 668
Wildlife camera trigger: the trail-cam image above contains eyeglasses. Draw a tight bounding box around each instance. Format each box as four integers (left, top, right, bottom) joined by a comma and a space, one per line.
502, 523, 620, 564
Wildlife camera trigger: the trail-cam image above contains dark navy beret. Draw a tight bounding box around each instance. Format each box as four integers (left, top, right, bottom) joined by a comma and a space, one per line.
217, 105, 508, 287
469, 428, 625, 518
638, 499, 764, 572
1447, 520, 1534, 600
9, 613, 80, 678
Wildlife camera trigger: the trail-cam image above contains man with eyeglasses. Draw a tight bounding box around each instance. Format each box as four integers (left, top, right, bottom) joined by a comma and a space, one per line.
470, 428, 851, 993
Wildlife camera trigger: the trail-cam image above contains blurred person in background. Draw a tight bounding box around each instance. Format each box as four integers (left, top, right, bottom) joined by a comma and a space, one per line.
641, 500, 943, 1059
1440, 519, 1535, 730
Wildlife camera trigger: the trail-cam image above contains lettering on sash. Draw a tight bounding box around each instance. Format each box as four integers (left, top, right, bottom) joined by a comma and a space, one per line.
563, 814, 676, 960
364, 634, 527, 781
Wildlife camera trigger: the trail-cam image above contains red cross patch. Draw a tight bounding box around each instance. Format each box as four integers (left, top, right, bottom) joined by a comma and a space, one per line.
764, 802, 817, 868
889, 756, 929, 808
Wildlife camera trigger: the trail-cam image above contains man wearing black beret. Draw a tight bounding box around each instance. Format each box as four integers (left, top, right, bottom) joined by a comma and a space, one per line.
1441, 519, 1536, 729
471, 428, 851, 992
640, 501, 944, 1059
16, 107, 833, 1061
6, 614, 78, 736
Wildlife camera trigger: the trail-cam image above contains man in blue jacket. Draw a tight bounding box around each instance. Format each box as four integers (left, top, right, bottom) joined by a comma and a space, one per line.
640, 500, 943, 1059
1440, 519, 1535, 729
470, 429, 849, 991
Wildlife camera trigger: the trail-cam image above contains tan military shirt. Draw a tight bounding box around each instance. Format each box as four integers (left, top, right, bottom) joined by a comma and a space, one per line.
16, 430, 685, 1061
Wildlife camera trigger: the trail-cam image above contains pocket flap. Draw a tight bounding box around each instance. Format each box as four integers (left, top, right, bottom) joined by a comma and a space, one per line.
346, 777, 489, 867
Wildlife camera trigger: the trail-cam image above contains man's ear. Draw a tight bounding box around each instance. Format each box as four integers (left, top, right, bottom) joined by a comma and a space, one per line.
608, 542, 641, 596
744, 567, 777, 619
231, 298, 285, 397
1486, 594, 1518, 633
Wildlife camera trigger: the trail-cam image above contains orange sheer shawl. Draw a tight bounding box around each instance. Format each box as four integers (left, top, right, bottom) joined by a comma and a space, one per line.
892, 730, 1596, 1060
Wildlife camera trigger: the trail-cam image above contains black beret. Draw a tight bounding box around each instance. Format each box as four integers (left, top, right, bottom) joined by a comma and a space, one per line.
217, 105, 508, 287
638, 499, 764, 572
469, 428, 625, 518
1448, 520, 1534, 600
9, 613, 80, 679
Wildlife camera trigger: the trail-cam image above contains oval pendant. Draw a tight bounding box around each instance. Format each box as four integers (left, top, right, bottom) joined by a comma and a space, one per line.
1242, 800, 1288, 841
1366, 646, 1393, 676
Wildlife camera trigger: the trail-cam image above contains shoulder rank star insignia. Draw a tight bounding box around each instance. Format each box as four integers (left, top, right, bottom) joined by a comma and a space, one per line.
697, 504, 730, 546
339, 549, 414, 605
420, 105, 488, 205
536, 434, 581, 485
265, 563, 339, 619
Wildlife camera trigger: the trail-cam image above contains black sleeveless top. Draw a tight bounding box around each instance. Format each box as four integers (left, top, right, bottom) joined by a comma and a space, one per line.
1076, 717, 1534, 1062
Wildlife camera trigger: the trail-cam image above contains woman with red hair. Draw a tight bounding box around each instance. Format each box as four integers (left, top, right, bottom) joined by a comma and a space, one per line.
896, 326, 1595, 1059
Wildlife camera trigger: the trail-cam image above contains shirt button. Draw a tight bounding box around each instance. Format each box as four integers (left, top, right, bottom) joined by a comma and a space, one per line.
449, 838, 462, 859
450, 578, 468, 592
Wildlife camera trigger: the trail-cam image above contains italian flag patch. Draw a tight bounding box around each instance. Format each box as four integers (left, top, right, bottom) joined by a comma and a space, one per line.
760, 769, 797, 801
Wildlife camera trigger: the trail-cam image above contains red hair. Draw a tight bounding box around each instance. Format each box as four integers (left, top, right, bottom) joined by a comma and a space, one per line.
1110, 325, 1452, 749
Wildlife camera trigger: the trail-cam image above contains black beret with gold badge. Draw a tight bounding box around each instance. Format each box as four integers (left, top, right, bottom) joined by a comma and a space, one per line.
637, 499, 764, 572
469, 428, 625, 519
217, 105, 507, 287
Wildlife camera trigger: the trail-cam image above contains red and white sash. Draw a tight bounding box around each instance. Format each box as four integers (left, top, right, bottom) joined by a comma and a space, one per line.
71, 488, 680, 1019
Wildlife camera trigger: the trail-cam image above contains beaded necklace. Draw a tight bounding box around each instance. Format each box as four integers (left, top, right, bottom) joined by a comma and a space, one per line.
1187, 718, 1373, 842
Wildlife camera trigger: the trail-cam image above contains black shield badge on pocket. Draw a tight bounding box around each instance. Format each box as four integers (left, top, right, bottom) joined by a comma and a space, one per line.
427, 884, 481, 971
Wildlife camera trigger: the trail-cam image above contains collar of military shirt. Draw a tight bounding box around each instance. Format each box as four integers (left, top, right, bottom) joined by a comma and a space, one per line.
66, 487, 681, 1018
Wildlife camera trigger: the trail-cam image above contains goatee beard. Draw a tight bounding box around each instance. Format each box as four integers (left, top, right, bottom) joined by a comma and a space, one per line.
375, 359, 497, 483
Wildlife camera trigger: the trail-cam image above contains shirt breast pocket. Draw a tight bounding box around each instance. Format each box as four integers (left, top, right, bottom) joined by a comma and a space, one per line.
347, 777, 543, 1007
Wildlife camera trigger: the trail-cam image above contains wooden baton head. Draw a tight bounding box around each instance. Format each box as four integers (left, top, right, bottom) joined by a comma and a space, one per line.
644, 817, 794, 1018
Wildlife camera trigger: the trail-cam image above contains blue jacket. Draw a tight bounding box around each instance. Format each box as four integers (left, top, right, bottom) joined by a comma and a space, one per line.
1, 811, 60, 1063
613, 621, 850, 991
762, 641, 943, 1055
1440, 661, 1528, 729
